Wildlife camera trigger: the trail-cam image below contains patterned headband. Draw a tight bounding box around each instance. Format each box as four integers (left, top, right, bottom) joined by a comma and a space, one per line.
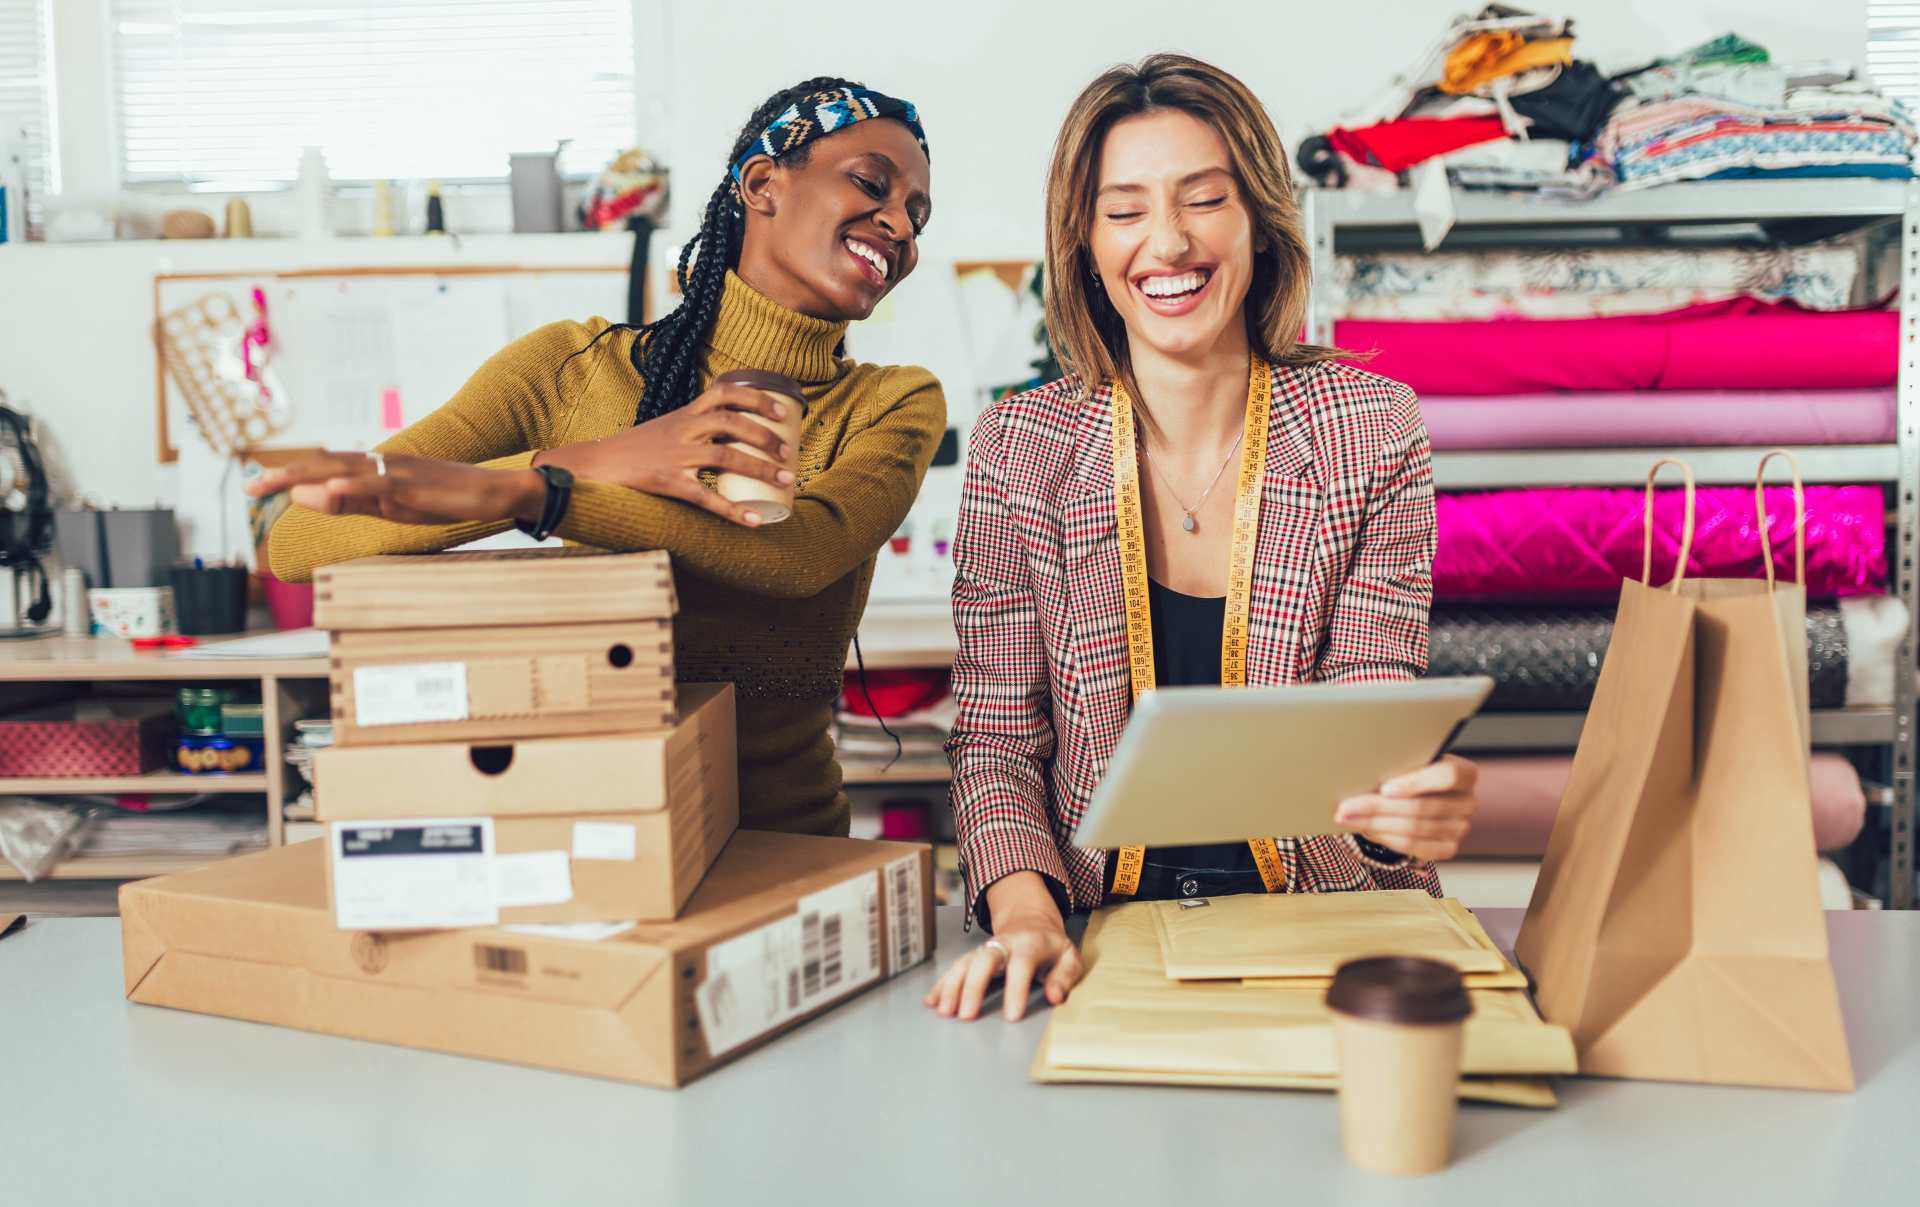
730, 86, 930, 183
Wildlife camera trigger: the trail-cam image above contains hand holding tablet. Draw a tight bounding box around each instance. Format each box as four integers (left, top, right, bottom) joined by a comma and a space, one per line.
1070, 677, 1494, 850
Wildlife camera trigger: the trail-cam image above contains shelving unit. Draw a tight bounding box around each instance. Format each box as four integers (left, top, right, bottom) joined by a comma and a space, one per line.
1304, 179, 1920, 909
0, 635, 329, 883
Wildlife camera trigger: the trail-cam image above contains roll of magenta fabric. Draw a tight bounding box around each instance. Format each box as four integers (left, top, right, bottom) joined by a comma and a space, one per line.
1338, 299, 1898, 394
1434, 485, 1888, 601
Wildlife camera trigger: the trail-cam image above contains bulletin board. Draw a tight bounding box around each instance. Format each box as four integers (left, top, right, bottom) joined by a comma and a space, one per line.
152, 264, 633, 465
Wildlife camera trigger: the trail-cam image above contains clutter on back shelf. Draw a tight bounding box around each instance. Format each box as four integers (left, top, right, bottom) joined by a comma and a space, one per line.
583, 147, 669, 325
1597, 36, 1918, 190
1299, 12, 1916, 246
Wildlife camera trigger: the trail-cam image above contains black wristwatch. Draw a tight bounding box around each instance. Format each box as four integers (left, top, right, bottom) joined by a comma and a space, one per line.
516, 463, 574, 541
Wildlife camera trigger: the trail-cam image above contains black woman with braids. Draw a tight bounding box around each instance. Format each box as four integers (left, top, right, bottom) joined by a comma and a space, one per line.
254, 80, 942, 835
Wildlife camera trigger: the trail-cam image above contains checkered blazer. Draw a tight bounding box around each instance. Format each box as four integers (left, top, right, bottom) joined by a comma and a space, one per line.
945, 360, 1444, 928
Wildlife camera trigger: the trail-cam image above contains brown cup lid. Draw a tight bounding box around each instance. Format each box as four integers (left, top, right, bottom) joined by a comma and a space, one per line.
713, 368, 807, 410
1326, 957, 1472, 1025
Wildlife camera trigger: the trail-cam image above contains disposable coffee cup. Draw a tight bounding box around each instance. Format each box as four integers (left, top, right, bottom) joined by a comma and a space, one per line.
1326, 956, 1473, 1177
712, 369, 806, 523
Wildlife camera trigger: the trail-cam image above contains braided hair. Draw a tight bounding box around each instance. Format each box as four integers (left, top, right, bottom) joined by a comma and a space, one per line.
609, 76, 866, 424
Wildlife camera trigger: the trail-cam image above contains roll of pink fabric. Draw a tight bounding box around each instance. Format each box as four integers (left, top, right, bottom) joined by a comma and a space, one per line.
1419, 389, 1897, 450
1434, 485, 1887, 601
1339, 299, 1898, 395
1463, 753, 1868, 856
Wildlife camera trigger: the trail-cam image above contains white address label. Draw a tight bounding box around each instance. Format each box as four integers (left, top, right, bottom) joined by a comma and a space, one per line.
331, 817, 497, 931
694, 871, 882, 1058
492, 849, 573, 907
352, 662, 469, 728
571, 821, 638, 861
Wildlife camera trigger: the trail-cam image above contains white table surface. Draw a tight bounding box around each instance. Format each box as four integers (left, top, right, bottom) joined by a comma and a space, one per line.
1, 907, 1914, 1206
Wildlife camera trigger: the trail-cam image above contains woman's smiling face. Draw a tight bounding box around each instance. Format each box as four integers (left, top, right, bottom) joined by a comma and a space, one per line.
1087, 108, 1256, 362
740, 118, 932, 322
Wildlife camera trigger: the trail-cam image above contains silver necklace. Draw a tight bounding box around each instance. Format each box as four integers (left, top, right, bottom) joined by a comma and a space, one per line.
1137, 426, 1244, 534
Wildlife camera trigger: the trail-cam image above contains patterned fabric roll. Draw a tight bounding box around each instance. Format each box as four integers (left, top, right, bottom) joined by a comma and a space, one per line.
1426, 604, 1855, 711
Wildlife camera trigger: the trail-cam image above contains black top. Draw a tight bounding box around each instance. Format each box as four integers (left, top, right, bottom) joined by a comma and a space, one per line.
1103, 580, 1265, 899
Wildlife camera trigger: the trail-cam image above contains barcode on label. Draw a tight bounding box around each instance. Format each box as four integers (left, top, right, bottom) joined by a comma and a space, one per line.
867, 878, 883, 977
802, 911, 823, 998
474, 944, 527, 975
890, 860, 913, 972
822, 915, 843, 989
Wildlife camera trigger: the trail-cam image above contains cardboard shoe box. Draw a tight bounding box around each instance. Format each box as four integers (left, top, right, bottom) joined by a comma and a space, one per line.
120, 830, 936, 1089
318, 548, 680, 747
314, 548, 677, 631
329, 619, 675, 746
314, 683, 737, 927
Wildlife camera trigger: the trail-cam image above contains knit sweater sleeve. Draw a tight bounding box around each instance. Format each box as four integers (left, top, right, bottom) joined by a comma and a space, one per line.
266, 319, 599, 584
552, 369, 946, 599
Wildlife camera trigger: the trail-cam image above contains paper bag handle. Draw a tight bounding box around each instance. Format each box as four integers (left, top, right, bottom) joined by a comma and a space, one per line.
1753, 448, 1807, 589
1642, 458, 1697, 591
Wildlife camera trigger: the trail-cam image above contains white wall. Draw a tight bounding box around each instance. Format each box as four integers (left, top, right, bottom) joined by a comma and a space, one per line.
0, 0, 1873, 518
657, 0, 1870, 259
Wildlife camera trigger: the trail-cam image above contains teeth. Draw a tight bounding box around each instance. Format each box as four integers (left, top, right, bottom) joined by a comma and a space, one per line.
1140, 270, 1207, 298
845, 238, 889, 279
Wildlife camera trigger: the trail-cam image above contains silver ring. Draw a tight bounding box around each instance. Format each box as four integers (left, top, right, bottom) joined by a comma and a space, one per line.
369, 452, 387, 478
983, 938, 1009, 960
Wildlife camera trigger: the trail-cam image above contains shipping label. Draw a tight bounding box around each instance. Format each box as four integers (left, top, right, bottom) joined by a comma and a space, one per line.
693, 871, 882, 1058
331, 818, 498, 930
352, 661, 470, 727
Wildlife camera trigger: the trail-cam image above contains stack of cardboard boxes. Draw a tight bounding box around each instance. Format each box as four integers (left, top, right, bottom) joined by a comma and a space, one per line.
119, 549, 935, 1088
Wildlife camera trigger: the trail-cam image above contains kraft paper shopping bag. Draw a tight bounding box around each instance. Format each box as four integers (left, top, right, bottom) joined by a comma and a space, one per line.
1515, 454, 1853, 1092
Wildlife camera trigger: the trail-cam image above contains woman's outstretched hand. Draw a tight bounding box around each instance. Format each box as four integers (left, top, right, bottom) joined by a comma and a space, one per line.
244, 452, 545, 527
925, 871, 1083, 1022
533, 379, 797, 527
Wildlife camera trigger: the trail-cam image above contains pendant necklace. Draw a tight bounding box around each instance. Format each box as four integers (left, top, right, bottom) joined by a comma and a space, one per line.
1137, 424, 1244, 534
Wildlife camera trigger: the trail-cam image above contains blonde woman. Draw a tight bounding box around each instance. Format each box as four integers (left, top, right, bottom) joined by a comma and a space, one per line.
928, 55, 1480, 1023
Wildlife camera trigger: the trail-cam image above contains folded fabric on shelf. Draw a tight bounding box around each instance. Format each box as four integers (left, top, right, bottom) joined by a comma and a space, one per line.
1433, 485, 1888, 601
1334, 241, 1865, 319
1594, 82, 1916, 191
1427, 597, 1906, 710
1338, 299, 1897, 394
1462, 752, 1867, 856
1327, 115, 1510, 173
1420, 388, 1896, 449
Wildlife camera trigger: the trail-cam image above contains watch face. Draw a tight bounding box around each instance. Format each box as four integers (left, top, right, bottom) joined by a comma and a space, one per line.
545, 464, 575, 488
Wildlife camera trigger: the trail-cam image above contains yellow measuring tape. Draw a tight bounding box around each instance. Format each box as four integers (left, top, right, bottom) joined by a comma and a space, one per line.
1108, 358, 1286, 898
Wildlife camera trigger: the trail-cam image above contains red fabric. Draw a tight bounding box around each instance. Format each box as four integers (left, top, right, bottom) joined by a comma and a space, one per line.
840, 668, 949, 718
946, 364, 1443, 924
1433, 486, 1887, 602
1338, 300, 1898, 395
1327, 117, 1510, 172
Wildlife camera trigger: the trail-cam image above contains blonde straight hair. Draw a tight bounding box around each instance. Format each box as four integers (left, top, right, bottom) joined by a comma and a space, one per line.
1042, 54, 1347, 397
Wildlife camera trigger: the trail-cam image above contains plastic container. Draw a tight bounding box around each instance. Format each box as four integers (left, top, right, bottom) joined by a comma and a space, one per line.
220, 702, 266, 738
175, 733, 265, 775
176, 687, 234, 736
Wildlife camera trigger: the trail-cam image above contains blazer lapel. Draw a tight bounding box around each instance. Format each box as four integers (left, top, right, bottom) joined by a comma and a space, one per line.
1248, 362, 1328, 685
1061, 384, 1132, 790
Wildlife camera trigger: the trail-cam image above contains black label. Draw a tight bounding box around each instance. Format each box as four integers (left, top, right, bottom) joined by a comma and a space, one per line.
340, 823, 484, 857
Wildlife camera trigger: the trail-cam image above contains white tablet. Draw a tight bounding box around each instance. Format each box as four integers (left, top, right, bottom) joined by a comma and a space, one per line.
1069, 676, 1494, 849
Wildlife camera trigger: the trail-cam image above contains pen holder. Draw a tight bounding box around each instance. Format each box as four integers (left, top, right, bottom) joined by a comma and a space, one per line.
169, 565, 249, 635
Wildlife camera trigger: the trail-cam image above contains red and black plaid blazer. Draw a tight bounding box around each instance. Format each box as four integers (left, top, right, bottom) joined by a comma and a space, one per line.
945, 360, 1444, 926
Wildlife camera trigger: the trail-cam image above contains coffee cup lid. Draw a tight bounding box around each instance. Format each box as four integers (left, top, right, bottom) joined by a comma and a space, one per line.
714, 369, 807, 409
1326, 957, 1473, 1025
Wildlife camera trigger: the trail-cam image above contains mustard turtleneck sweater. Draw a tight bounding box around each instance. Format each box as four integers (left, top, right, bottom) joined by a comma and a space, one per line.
269, 272, 947, 836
